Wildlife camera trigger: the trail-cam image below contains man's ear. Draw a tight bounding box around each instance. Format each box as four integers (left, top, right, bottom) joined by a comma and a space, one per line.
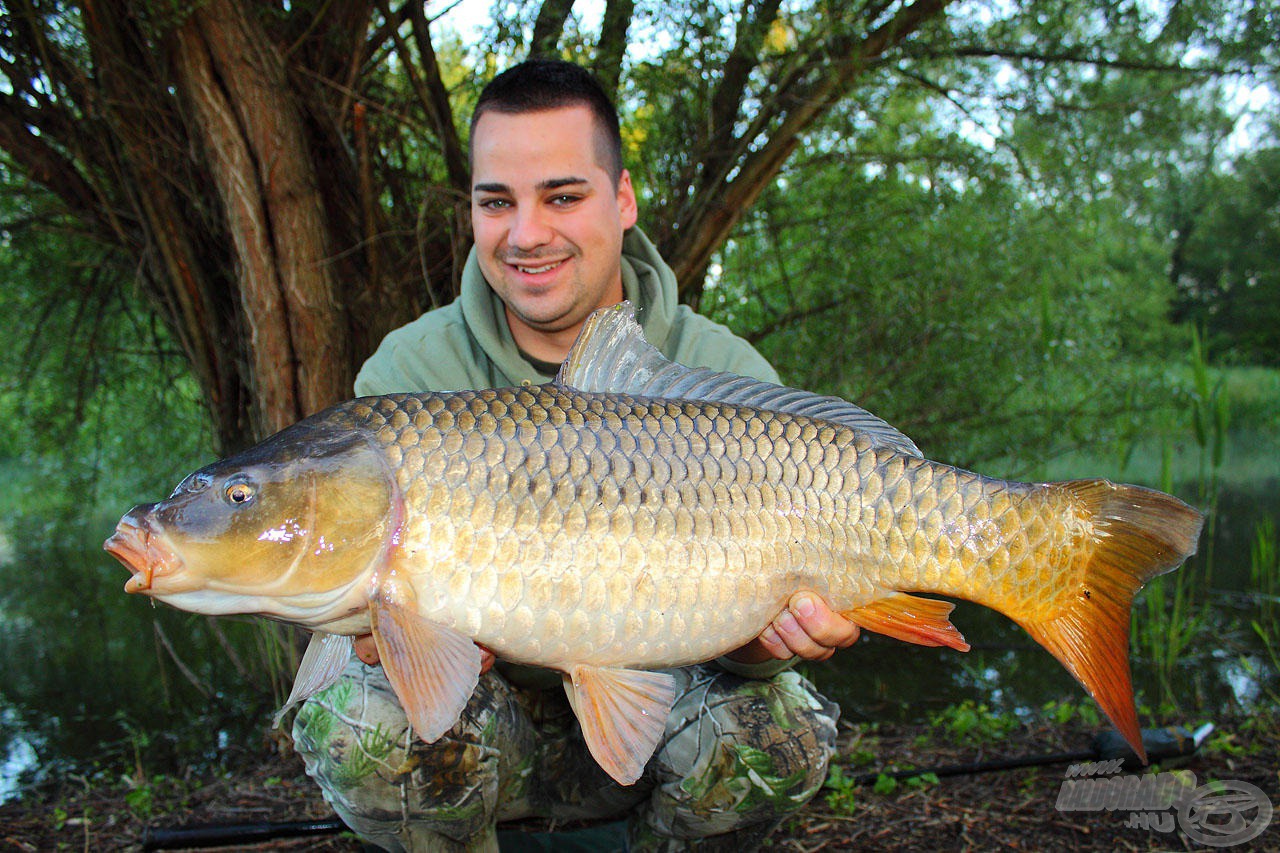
617, 169, 639, 230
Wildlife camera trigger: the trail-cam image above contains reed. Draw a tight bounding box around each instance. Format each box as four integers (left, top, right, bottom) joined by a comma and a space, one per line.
1132, 328, 1222, 714
1249, 518, 1280, 703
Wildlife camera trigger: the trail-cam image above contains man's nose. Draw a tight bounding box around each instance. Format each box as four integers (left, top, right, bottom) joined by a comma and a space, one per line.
507, 206, 554, 251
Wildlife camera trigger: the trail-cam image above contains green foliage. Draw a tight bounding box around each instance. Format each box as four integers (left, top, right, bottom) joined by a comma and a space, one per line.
872, 772, 898, 795
123, 784, 154, 819
1133, 331, 1225, 713
0, 177, 213, 504
711, 120, 1182, 470
1040, 699, 1102, 729
1249, 518, 1280, 704
822, 762, 859, 814
1172, 145, 1280, 366
927, 700, 1018, 745
1202, 728, 1257, 758
1200, 711, 1280, 759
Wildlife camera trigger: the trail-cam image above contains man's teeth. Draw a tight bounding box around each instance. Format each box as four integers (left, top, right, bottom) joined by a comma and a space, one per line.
516, 260, 562, 274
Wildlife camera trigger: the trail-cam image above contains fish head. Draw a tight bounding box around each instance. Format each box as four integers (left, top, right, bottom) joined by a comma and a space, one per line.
104, 417, 398, 623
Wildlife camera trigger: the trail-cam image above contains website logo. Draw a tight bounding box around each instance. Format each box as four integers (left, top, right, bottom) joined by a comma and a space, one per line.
1056, 762, 1272, 848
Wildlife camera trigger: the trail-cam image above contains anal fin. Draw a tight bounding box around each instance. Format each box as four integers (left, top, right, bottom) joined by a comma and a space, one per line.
563, 665, 677, 786
845, 592, 970, 651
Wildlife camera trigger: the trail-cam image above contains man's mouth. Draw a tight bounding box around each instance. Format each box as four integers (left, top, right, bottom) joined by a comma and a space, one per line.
508, 257, 568, 276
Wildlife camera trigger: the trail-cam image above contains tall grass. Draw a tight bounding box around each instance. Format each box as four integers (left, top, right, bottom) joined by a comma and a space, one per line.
1133, 329, 1222, 715
1250, 518, 1280, 704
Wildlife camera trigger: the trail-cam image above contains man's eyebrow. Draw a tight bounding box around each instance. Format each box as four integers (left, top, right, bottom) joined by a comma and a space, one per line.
472, 177, 590, 195
539, 176, 589, 191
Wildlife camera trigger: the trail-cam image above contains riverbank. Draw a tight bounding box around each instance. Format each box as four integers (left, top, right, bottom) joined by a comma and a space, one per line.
4, 709, 1277, 851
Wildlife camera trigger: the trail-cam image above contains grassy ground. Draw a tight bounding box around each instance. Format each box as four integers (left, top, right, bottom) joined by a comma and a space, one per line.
4, 708, 1277, 852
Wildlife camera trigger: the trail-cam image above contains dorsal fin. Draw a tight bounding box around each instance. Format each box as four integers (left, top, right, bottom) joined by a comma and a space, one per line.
557, 302, 922, 457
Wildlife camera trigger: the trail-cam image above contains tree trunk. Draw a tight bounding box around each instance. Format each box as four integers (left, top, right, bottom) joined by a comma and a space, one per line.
172, 1, 351, 438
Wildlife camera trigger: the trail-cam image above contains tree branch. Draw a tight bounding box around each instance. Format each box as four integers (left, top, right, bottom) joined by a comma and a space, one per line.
0, 97, 118, 239
669, 0, 954, 293
401, 0, 470, 192
702, 0, 784, 178
931, 45, 1252, 76
530, 0, 575, 57
593, 0, 634, 96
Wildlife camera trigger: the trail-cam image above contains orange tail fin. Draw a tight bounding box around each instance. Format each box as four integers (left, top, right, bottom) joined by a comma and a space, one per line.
1016, 480, 1202, 762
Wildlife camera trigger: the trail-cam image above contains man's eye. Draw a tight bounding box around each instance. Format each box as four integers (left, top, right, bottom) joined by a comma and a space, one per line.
478, 198, 510, 210
551, 195, 581, 205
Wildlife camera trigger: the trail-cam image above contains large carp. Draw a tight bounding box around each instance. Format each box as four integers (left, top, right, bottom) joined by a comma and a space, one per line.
105, 303, 1202, 785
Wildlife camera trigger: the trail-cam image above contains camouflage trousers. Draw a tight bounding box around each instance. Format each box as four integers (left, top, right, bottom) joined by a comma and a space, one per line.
292, 660, 838, 852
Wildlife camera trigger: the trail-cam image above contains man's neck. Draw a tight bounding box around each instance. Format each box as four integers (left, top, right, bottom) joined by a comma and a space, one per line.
505, 309, 583, 366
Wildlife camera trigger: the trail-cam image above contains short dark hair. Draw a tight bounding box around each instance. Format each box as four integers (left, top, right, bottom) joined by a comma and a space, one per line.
470, 59, 624, 183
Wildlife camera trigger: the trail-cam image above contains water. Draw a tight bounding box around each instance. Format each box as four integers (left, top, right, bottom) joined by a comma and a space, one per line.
1, 702, 39, 804
0, 478, 1276, 803
0, 510, 288, 803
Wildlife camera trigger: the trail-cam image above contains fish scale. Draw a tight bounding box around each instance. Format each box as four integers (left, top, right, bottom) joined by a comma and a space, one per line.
323, 387, 1088, 670
106, 302, 1202, 785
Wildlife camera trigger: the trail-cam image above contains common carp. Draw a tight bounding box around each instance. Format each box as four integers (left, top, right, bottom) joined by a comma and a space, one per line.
105, 303, 1202, 785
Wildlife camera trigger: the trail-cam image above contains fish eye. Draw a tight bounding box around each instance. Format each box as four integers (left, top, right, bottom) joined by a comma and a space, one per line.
223, 478, 256, 506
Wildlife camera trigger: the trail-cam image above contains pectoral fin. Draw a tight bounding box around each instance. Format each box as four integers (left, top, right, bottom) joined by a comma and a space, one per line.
562, 665, 677, 786
845, 592, 970, 651
371, 591, 481, 743
273, 632, 354, 728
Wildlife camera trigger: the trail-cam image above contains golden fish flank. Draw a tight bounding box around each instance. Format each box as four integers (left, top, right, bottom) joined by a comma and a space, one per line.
350, 388, 1064, 668
104, 302, 1202, 787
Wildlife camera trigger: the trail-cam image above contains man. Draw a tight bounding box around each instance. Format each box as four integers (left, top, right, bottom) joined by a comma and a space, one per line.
293, 59, 860, 852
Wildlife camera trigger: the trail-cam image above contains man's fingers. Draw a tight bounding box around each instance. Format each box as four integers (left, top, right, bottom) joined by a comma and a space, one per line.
790, 593, 860, 649
354, 633, 379, 665
759, 593, 861, 661
771, 607, 837, 660
756, 624, 794, 660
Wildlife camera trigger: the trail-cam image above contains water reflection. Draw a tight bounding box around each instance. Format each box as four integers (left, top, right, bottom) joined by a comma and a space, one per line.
0, 703, 39, 804
0, 510, 284, 802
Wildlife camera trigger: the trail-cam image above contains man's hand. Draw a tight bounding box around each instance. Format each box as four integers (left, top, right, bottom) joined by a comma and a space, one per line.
353, 634, 497, 673
725, 592, 861, 665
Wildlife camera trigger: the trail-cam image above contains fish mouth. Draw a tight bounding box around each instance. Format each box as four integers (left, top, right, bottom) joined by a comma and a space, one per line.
104, 508, 179, 594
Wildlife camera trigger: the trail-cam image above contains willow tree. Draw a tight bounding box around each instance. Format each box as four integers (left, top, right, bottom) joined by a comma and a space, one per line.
0, 0, 956, 451
0, 0, 1269, 453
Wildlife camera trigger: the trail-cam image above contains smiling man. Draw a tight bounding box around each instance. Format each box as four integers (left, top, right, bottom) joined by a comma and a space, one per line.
469, 104, 636, 363
292, 59, 858, 853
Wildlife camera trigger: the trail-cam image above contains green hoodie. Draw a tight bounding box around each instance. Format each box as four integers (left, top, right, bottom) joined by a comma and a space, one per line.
354, 228, 778, 395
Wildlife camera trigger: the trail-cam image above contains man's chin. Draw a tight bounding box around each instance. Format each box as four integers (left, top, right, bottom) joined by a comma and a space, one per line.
504, 295, 580, 334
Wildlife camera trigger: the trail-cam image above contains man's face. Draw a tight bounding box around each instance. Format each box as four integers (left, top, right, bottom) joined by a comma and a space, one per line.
470, 105, 638, 352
